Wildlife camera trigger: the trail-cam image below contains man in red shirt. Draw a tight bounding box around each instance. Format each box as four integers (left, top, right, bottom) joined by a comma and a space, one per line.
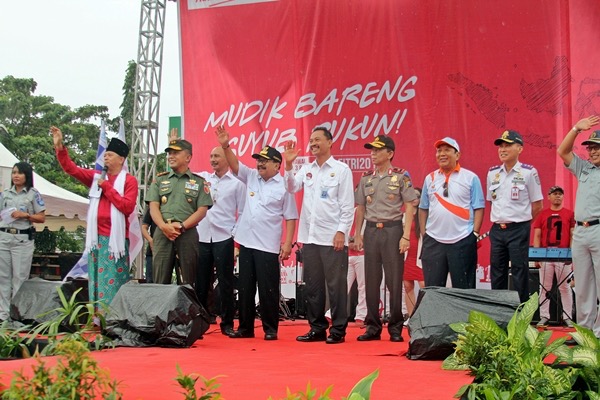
532, 186, 575, 327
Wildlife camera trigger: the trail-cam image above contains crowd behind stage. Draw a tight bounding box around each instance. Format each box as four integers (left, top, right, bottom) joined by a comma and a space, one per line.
1, 117, 600, 345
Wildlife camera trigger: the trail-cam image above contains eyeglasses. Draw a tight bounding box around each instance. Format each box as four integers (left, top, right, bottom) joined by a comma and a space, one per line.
443, 181, 448, 197
586, 145, 600, 152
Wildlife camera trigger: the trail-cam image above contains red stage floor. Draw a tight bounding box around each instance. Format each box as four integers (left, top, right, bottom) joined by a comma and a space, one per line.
1, 319, 474, 399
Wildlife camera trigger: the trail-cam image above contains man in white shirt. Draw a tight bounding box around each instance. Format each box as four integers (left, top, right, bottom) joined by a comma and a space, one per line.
487, 130, 543, 303
283, 126, 354, 344
419, 137, 485, 288
195, 146, 246, 337
216, 126, 298, 341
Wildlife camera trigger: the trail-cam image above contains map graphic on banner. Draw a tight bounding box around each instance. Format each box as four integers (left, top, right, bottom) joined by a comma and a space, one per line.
178, 0, 600, 276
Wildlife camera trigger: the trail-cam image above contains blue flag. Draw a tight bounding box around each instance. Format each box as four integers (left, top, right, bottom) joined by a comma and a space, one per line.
65, 120, 108, 280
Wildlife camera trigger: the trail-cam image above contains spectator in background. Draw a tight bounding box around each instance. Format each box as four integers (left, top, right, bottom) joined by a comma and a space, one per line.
325, 208, 367, 328
419, 137, 484, 289
141, 207, 156, 283
557, 115, 600, 337
403, 187, 424, 323
487, 130, 543, 303
533, 185, 575, 327
0, 162, 46, 322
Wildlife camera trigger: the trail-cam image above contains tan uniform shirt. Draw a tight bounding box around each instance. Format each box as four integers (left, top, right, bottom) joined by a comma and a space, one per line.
355, 167, 417, 222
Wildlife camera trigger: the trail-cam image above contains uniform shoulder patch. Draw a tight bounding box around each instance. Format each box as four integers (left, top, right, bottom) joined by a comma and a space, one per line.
521, 163, 533, 170
489, 165, 501, 172
31, 188, 46, 207
156, 171, 169, 177
362, 170, 374, 177
392, 167, 406, 174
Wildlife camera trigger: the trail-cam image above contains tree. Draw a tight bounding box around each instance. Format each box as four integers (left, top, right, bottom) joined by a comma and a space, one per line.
0, 75, 112, 197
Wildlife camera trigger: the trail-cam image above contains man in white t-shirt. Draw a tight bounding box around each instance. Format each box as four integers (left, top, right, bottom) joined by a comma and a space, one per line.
419, 137, 485, 288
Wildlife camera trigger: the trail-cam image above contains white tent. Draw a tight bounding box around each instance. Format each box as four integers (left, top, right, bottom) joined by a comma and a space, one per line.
0, 142, 88, 229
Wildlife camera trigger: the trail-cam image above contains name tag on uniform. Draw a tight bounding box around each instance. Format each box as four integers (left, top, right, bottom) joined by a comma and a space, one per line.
185, 182, 199, 191
321, 188, 329, 199
511, 186, 519, 200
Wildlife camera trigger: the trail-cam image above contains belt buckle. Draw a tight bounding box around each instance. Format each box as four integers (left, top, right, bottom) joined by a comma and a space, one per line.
583, 221, 590, 227
499, 224, 507, 229
376, 222, 384, 229
8, 228, 17, 234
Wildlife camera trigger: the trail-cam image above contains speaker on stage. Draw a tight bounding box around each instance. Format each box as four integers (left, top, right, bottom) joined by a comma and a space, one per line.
105, 283, 210, 348
10, 277, 89, 325
407, 287, 520, 360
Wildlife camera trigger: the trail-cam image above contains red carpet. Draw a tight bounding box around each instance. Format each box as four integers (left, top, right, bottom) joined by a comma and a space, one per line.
1, 320, 473, 399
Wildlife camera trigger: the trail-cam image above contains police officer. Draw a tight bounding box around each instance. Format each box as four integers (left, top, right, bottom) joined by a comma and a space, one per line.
354, 135, 418, 342
0, 162, 46, 321
558, 115, 600, 336
487, 130, 543, 303
148, 139, 213, 285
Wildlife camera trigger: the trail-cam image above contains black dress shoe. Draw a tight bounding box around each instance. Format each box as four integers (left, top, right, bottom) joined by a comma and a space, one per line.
264, 333, 278, 341
357, 332, 381, 341
326, 333, 345, 344
296, 330, 327, 342
564, 337, 577, 346
222, 327, 235, 336
229, 330, 255, 339
390, 334, 404, 342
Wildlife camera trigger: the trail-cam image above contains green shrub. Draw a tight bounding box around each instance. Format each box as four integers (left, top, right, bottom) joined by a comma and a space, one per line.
1, 338, 122, 399
443, 293, 577, 399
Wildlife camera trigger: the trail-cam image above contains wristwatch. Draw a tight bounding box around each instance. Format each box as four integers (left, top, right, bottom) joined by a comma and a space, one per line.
179, 223, 187, 233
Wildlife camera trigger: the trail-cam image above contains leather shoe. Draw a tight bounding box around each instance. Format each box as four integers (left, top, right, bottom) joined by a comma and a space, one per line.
228, 330, 255, 339
296, 330, 327, 342
564, 337, 577, 346
326, 333, 345, 344
264, 333, 278, 341
222, 327, 235, 337
390, 334, 404, 342
357, 332, 381, 341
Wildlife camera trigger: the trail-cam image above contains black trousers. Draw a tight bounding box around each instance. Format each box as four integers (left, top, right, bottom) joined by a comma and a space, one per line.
237, 245, 280, 335
363, 224, 404, 336
302, 244, 349, 337
152, 228, 199, 285
490, 221, 531, 303
196, 238, 236, 330
421, 233, 477, 289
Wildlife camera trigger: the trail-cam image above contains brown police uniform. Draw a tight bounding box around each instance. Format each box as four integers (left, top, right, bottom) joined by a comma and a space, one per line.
355, 167, 417, 337
147, 169, 213, 285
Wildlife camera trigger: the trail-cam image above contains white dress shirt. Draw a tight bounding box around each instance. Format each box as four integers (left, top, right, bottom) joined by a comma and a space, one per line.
195, 170, 246, 243
234, 162, 298, 254
486, 161, 543, 223
284, 156, 354, 246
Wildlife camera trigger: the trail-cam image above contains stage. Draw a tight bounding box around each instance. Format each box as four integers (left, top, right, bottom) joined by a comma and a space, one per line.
1, 319, 474, 399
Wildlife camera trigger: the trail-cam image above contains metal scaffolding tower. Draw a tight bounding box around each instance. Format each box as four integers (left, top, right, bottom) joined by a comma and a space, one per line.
132, 0, 166, 209
131, 0, 167, 274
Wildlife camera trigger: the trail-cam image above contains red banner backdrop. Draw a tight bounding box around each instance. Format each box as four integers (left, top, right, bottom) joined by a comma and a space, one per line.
179, 0, 600, 277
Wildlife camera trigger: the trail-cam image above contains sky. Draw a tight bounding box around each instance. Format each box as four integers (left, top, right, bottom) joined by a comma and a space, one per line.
0, 0, 180, 150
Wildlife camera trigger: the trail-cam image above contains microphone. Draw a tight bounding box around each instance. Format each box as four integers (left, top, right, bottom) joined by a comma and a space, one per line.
100, 166, 108, 180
